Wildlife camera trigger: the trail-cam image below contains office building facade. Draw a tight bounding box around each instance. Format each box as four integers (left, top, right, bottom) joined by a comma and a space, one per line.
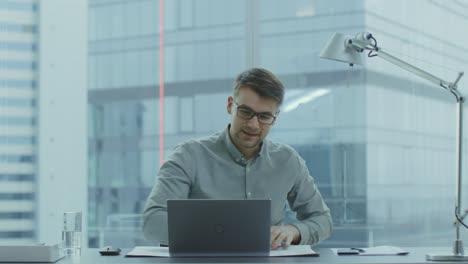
88, 0, 467, 247
0, 0, 37, 244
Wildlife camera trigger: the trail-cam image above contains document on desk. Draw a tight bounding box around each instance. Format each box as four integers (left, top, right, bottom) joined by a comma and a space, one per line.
270, 245, 319, 257
333, 245, 409, 256
126, 245, 318, 257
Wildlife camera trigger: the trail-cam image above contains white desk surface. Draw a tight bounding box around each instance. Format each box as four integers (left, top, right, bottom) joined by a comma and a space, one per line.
46, 247, 467, 264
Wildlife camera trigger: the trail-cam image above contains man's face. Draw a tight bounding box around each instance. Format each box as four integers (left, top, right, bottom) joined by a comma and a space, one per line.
227, 86, 279, 156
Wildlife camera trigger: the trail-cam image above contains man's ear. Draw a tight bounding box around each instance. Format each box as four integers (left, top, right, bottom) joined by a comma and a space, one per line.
227, 96, 233, 114
271, 110, 280, 125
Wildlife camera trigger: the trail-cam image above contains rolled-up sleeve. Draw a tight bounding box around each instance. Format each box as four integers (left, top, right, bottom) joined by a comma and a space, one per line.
287, 156, 333, 245
143, 143, 194, 244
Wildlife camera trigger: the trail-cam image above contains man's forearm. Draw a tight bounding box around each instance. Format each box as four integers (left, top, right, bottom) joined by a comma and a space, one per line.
142, 210, 169, 245
295, 212, 333, 245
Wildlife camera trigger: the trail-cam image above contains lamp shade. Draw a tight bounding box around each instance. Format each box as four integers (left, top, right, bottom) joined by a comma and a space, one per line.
319, 33, 363, 65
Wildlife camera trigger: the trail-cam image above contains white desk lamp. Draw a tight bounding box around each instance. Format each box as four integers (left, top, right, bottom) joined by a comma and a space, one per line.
320, 32, 467, 261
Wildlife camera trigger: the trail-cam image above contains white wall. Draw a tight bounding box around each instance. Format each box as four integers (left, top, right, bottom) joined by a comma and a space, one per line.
37, 0, 88, 246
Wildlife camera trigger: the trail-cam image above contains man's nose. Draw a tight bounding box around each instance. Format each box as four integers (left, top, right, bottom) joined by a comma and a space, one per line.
245, 114, 261, 128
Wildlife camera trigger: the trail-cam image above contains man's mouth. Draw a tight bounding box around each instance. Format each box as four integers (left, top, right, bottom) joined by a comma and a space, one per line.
242, 130, 259, 137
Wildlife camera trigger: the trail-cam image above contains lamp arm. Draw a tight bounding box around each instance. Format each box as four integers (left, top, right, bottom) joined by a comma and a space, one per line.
375, 47, 464, 96
321, 31, 468, 259
455, 97, 464, 255
375, 45, 467, 255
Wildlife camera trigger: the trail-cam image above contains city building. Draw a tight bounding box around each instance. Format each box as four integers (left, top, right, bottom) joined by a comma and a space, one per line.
0, 0, 37, 245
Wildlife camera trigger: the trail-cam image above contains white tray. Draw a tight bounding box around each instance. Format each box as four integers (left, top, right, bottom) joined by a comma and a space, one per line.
0, 243, 64, 263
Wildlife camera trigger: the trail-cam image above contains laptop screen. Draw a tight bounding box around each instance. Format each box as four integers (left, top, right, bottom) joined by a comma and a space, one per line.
167, 199, 271, 257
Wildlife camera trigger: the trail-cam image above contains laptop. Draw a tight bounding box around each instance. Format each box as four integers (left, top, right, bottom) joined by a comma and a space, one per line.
167, 199, 271, 257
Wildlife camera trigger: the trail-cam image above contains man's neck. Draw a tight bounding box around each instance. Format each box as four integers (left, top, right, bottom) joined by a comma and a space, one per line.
241, 148, 259, 161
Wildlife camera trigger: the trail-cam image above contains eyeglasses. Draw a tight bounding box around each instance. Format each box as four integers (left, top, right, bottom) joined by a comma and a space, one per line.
234, 101, 277, 125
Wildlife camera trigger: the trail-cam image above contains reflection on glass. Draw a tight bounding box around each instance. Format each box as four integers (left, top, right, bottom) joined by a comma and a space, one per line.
87, 0, 468, 248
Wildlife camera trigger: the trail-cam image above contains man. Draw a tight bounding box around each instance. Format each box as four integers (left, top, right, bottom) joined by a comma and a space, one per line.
143, 68, 332, 249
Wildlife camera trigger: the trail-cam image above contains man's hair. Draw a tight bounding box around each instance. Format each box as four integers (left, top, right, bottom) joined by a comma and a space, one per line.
233, 68, 285, 106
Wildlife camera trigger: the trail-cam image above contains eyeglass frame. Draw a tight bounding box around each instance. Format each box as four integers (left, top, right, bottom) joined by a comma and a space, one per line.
233, 100, 278, 125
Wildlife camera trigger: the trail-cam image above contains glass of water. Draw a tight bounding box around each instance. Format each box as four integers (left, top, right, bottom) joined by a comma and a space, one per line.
62, 212, 82, 256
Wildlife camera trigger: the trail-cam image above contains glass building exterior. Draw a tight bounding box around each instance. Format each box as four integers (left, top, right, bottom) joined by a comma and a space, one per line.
88, 0, 468, 248
2, 0, 467, 248
0, 0, 37, 244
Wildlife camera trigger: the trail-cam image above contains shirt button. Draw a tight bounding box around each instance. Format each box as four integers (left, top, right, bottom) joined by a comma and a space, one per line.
247, 192, 251, 196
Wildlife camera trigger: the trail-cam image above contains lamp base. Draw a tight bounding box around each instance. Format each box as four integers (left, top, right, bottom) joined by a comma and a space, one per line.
426, 253, 468, 261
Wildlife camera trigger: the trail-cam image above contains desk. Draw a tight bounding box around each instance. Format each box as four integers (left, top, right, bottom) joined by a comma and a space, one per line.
51, 247, 466, 264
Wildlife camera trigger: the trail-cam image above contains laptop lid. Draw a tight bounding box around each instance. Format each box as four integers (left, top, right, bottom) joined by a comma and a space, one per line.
167, 199, 271, 257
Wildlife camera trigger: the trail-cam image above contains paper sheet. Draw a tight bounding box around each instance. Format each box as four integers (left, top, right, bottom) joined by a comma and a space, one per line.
126, 245, 318, 257
269, 245, 319, 257
332, 245, 409, 256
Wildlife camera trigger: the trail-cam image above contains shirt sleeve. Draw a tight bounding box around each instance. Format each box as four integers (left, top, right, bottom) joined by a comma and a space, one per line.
287, 153, 333, 245
142, 143, 194, 245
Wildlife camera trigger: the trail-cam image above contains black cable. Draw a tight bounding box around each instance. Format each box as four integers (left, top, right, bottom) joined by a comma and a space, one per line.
370, 36, 378, 48
368, 50, 378, 57
367, 36, 379, 57
455, 207, 468, 229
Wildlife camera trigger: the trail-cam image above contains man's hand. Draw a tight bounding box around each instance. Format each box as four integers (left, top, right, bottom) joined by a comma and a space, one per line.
270, 225, 301, 250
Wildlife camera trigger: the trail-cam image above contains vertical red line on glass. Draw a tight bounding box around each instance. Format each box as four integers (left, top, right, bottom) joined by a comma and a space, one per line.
159, 0, 165, 166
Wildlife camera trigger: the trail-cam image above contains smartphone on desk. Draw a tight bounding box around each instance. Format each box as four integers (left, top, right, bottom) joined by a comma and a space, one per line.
337, 248, 361, 255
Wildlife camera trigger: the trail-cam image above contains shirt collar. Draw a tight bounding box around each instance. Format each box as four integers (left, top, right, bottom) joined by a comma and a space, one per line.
222, 124, 265, 164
